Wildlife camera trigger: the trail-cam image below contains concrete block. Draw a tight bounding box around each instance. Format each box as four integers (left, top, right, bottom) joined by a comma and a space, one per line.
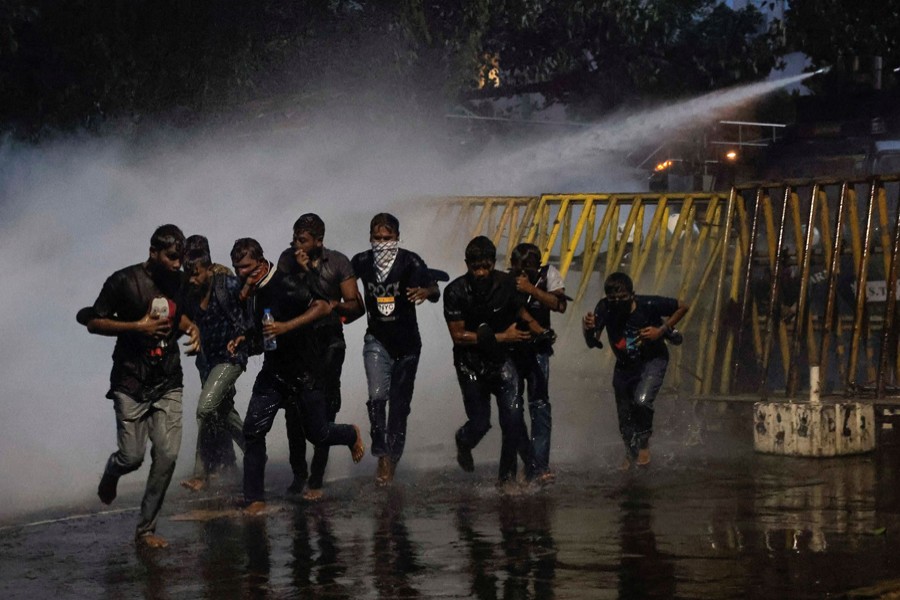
753, 401, 875, 456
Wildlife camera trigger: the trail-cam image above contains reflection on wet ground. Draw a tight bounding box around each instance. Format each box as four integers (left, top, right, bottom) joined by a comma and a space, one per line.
3, 437, 900, 599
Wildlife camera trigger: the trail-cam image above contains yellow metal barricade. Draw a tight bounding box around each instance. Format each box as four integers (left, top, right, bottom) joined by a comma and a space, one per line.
439, 174, 900, 399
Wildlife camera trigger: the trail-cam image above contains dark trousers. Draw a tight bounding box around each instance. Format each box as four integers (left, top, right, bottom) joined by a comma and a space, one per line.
515, 350, 552, 475
612, 357, 668, 456
363, 334, 420, 462
455, 356, 530, 481
243, 370, 356, 503
285, 343, 345, 489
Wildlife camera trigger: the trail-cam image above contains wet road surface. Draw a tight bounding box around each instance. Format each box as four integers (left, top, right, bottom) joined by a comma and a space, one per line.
3, 431, 900, 599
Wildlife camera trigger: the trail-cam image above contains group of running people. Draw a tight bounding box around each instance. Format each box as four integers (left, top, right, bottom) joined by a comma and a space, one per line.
79, 212, 687, 548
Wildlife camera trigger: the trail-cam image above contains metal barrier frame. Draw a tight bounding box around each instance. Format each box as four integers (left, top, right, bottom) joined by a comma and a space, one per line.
438, 174, 900, 400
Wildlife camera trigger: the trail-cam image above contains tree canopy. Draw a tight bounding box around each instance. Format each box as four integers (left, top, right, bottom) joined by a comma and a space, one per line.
786, 0, 900, 93
0, 0, 785, 139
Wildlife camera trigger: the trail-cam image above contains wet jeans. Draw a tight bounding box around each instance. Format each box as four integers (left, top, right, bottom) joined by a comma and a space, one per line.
286, 343, 345, 489
363, 334, 420, 462
104, 388, 183, 538
454, 356, 530, 481
612, 357, 668, 456
192, 362, 245, 478
515, 350, 552, 476
243, 370, 356, 503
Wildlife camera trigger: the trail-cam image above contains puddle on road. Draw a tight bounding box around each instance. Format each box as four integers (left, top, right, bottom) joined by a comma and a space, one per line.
3, 443, 900, 599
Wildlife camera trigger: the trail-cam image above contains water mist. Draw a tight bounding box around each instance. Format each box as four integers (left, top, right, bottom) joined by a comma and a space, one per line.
0, 70, 813, 522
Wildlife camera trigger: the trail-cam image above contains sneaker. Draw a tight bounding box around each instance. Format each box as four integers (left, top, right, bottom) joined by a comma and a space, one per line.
98, 472, 119, 505
636, 448, 651, 466
455, 436, 475, 473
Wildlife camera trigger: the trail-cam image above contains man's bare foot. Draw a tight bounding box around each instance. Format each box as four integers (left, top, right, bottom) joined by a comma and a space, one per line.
242, 501, 268, 516
535, 471, 556, 486
180, 477, 207, 492
98, 473, 118, 505
636, 448, 651, 466
302, 488, 324, 501
375, 456, 391, 486
136, 533, 169, 549
619, 455, 633, 471
350, 425, 365, 463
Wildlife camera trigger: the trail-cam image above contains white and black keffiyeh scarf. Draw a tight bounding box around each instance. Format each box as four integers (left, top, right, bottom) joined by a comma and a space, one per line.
372, 241, 399, 282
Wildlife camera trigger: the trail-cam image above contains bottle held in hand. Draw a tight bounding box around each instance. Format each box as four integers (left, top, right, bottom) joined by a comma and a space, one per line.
262, 308, 277, 351
150, 296, 175, 359
149, 296, 172, 353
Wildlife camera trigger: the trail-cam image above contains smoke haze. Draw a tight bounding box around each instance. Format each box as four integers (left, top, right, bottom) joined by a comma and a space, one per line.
0, 72, 810, 521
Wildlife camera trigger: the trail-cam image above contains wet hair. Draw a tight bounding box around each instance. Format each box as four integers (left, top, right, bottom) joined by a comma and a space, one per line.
230, 238, 265, 263
465, 236, 496, 263
293, 213, 325, 240
183, 248, 212, 273
185, 234, 211, 255
604, 271, 634, 296
150, 224, 185, 253
510, 242, 541, 270
369, 213, 400, 235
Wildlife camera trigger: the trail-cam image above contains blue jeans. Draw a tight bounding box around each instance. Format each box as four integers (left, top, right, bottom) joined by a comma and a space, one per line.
192, 362, 245, 478
243, 370, 356, 503
286, 342, 345, 489
514, 350, 552, 475
363, 334, 420, 462
612, 357, 668, 457
105, 388, 183, 537
454, 355, 529, 481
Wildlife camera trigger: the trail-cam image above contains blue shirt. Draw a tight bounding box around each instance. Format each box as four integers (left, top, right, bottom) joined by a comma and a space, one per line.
188, 273, 248, 372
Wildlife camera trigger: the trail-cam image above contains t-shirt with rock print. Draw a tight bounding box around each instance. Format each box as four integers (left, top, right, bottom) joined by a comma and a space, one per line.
591, 295, 679, 369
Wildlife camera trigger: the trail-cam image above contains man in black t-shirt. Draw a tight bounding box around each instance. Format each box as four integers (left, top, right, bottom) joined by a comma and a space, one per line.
444, 236, 546, 485
81, 224, 200, 548
582, 272, 688, 469
351, 213, 440, 486
227, 238, 364, 515
508, 243, 566, 485
276, 213, 364, 500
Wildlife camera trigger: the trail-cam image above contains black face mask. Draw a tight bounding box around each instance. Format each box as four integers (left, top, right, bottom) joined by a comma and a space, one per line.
607, 297, 633, 318
466, 272, 493, 298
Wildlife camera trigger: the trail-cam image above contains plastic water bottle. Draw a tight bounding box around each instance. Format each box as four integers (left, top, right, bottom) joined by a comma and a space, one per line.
262, 308, 277, 351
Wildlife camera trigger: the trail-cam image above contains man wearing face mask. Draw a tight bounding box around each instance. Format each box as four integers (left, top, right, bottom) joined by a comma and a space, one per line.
276, 213, 364, 500
79, 224, 200, 548
444, 236, 545, 487
351, 213, 441, 486
228, 238, 364, 515
508, 243, 566, 485
582, 272, 688, 470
